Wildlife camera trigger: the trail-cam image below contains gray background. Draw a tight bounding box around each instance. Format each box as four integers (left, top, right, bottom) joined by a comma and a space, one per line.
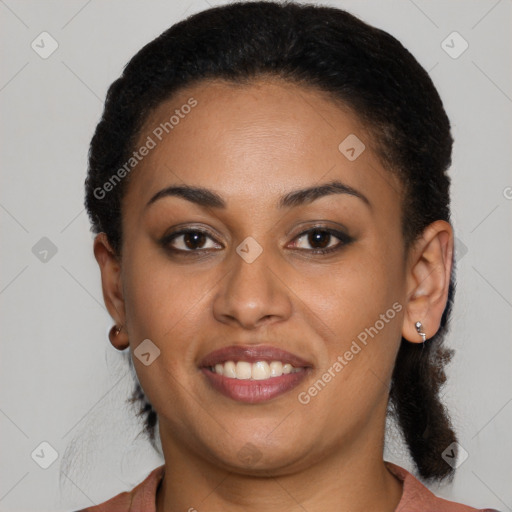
1, 0, 511, 510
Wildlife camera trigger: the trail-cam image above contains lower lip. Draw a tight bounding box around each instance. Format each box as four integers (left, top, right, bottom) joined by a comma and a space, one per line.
201, 367, 310, 403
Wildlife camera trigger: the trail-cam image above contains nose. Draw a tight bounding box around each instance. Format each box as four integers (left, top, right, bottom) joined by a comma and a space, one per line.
212, 242, 293, 330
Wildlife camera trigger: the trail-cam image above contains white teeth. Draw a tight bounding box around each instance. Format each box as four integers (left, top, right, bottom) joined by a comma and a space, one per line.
223, 360, 237, 378
211, 360, 303, 380
235, 361, 252, 380
252, 361, 270, 380
269, 361, 282, 377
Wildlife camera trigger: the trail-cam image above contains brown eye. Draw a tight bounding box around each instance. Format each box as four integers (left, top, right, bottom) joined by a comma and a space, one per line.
162, 229, 222, 253
290, 227, 353, 254
182, 231, 207, 250
307, 229, 331, 249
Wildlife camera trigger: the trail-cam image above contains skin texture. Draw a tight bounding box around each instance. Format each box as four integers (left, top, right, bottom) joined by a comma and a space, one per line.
94, 78, 454, 511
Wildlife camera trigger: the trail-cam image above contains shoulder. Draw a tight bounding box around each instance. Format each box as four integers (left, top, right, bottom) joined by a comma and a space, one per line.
74, 464, 165, 512
386, 462, 501, 512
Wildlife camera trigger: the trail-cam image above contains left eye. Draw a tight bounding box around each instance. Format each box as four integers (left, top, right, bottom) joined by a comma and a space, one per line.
289, 228, 351, 253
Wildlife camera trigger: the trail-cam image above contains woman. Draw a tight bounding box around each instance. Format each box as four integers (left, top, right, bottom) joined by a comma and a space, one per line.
79, 1, 499, 510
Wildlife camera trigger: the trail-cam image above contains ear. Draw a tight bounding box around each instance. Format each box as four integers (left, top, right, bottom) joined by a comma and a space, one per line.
402, 220, 454, 344
93, 233, 129, 350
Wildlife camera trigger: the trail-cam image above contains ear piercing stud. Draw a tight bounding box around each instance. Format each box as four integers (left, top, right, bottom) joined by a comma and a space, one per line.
415, 321, 426, 343
110, 325, 122, 337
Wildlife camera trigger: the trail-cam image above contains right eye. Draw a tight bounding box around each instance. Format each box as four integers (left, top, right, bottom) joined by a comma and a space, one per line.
161, 229, 223, 253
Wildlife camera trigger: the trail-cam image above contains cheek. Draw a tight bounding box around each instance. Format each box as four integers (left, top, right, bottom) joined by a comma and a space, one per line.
120, 248, 213, 412
314, 247, 402, 336
121, 247, 213, 351
307, 244, 404, 392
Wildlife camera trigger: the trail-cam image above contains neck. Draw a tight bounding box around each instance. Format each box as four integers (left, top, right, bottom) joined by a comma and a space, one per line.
155, 422, 403, 512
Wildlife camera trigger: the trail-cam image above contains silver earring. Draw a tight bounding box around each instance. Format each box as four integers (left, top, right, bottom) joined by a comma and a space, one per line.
415, 321, 426, 343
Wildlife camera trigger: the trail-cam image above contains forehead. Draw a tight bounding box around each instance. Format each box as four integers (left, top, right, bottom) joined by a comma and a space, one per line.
123, 78, 401, 214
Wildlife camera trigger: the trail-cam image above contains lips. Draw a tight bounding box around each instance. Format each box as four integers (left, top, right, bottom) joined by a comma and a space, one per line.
199, 344, 312, 403
199, 345, 312, 368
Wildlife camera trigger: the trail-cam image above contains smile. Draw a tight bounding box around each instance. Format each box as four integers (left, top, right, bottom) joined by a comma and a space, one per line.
209, 360, 303, 380
200, 345, 312, 403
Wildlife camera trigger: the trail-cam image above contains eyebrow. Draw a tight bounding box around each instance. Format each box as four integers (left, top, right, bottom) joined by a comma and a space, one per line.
145, 179, 371, 211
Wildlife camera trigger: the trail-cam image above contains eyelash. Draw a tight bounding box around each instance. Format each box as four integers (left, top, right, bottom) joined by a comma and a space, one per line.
160, 226, 353, 256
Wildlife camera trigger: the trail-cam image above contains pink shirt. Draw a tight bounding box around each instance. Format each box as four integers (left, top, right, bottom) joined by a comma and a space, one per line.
76, 462, 499, 512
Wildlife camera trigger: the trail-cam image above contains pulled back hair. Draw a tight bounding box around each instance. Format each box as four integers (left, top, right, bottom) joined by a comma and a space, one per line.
85, 0, 457, 482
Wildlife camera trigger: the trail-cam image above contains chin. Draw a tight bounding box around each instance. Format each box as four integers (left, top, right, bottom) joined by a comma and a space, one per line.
199, 434, 314, 476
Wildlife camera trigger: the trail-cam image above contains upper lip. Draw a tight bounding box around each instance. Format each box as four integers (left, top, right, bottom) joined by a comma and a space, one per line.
199, 345, 312, 368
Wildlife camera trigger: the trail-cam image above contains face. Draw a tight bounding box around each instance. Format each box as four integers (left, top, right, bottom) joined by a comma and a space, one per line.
102, 78, 413, 474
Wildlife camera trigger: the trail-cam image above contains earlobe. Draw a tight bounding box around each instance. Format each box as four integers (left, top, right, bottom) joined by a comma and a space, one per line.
93, 233, 130, 350
402, 220, 454, 344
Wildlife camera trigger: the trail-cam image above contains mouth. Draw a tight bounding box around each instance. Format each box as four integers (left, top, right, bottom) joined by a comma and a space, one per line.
199, 345, 312, 403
